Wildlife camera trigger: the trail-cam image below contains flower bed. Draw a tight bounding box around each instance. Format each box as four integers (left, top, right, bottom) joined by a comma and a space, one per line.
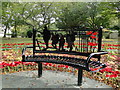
1, 42, 120, 89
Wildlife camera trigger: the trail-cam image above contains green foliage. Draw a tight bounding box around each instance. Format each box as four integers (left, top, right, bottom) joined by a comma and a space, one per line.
56, 3, 88, 30
111, 26, 120, 30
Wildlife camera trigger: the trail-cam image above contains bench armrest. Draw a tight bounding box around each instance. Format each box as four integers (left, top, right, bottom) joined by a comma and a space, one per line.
22, 46, 33, 55
22, 46, 33, 61
87, 51, 108, 63
86, 51, 108, 71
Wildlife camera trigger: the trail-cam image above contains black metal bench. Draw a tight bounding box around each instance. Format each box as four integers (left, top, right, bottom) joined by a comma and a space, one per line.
22, 27, 108, 86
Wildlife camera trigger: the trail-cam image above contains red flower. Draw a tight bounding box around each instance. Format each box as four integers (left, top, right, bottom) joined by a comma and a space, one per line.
83, 47, 87, 48
61, 65, 65, 67
10, 62, 16, 67
104, 67, 112, 72
106, 75, 110, 77
108, 44, 112, 46
26, 43, 30, 45
6, 43, 11, 46
112, 74, 118, 78
0, 62, 6, 68
2, 47, 12, 49
100, 67, 112, 73
52, 64, 56, 67
100, 69, 104, 73
113, 71, 120, 74
86, 31, 93, 35
58, 65, 62, 67
14, 61, 22, 65
48, 63, 53, 66
12, 43, 17, 45
18, 43, 24, 45
90, 67, 102, 71
65, 65, 69, 68
43, 63, 49, 66
106, 74, 118, 78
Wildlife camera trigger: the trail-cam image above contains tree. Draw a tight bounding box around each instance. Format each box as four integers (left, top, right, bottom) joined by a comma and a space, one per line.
2, 2, 25, 37
2, 2, 13, 37
108, 2, 120, 36
20, 2, 57, 31
56, 2, 88, 30
56, 2, 119, 30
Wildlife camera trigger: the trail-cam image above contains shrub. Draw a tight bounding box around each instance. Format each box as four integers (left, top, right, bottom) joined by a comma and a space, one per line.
27, 30, 32, 38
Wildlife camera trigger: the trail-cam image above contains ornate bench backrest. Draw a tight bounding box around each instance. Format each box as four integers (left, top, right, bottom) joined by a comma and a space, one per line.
33, 28, 102, 54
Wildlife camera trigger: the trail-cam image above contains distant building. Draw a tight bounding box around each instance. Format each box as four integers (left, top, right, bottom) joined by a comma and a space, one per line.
102, 28, 119, 39
109, 30, 119, 39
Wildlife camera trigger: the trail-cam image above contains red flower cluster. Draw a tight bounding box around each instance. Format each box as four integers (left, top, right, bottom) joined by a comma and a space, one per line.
105, 74, 118, 78
2, 47, 12, 49
90, 66, 119, 78
2, 43, 33, 46
90, 67, 101, 71
100, 67, 120, 78
86, 31, 98, 40
88, 42, 98, 46
0, 61, 36, 69
86, 31, 93, 35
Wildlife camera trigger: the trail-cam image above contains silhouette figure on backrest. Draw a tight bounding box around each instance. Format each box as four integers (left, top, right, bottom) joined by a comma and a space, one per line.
43, 26, 51, 49
51, 33, 59, 49
66, 34, 73, 51
59, 34, 65, 51
66, 31, 77, 52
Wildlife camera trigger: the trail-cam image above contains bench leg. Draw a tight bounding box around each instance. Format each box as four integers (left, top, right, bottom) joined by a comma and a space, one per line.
98, 56, 101, 62
78, 68, 83, 86
38, 62, 42, 78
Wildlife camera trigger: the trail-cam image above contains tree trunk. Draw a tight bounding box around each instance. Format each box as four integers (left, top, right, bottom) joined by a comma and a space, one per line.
14, 20, 17, 37
3, 28, 7, 38
3, 25, 8, 38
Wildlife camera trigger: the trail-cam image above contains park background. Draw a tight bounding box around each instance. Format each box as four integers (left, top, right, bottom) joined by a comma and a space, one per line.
1, 1, 120, 89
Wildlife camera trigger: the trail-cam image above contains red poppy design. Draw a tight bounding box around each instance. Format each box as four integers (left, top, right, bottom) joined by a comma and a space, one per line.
92, 32, 98, 35
88, 42, 97, 46
90, 35, 96, 39
86, 31, 93, 35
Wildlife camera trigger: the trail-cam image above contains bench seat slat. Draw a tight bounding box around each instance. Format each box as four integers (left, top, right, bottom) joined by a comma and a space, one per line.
23, 55, 105, 71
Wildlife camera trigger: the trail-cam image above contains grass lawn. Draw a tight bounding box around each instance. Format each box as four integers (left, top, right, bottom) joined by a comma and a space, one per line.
1, 38, 33, 44
1, 37, 119, 44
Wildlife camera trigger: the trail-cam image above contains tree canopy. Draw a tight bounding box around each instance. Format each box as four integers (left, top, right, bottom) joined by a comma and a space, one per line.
2, 2, 120, 37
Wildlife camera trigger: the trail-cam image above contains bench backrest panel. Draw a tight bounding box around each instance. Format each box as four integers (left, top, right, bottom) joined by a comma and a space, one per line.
33, 28, 102, 54
76, 29, 101, 53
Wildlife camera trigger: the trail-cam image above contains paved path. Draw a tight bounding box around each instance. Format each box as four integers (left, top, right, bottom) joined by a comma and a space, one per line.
1, 70, 112, 89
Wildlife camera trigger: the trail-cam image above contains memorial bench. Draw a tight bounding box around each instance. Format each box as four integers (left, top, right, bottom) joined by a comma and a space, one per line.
22, 27, 108, 86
